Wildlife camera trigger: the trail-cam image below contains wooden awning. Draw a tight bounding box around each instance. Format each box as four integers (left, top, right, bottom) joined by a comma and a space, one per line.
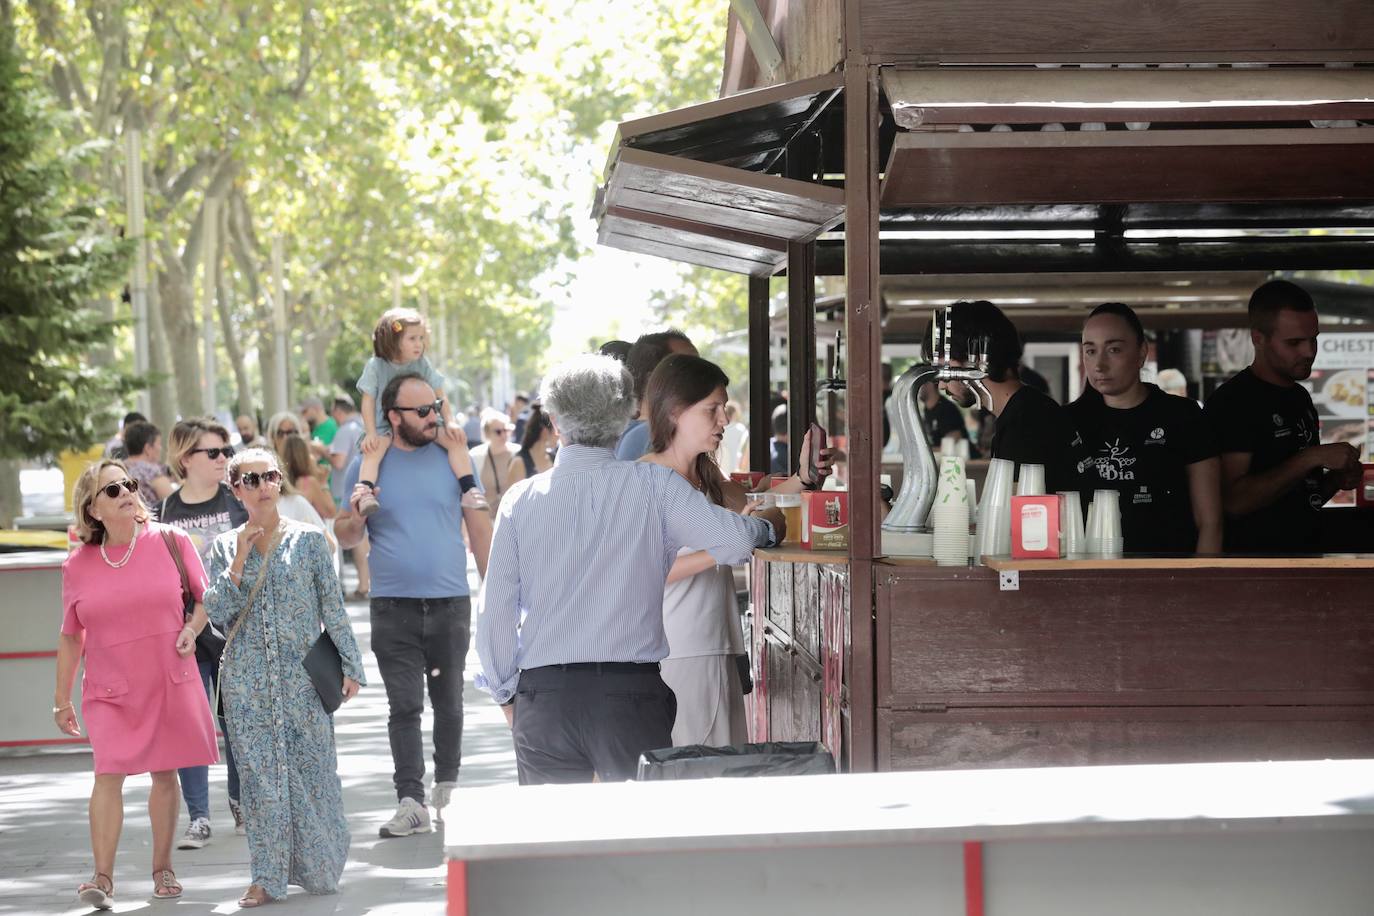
879, 67, 1374, 209
595, 74, 844, 276
881, 67, 1374, 128
881, 127, 1374, 208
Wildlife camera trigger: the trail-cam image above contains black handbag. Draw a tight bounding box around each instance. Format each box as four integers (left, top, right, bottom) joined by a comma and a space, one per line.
303, 631, 345, 714
161, 531, 226, 660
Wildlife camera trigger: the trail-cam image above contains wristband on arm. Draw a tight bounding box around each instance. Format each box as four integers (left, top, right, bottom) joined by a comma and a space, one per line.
458, 474, 478, 493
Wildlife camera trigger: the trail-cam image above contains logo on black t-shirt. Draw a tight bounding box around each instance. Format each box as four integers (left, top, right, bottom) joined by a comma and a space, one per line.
1092, 438, 1137, 481
1147, 427, 1166, 445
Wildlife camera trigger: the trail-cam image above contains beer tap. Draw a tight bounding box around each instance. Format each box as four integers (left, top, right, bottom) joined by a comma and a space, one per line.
882, 307, 990, 535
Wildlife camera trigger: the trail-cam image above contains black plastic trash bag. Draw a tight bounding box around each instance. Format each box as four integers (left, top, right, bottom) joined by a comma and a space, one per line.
637, 742, 835, 781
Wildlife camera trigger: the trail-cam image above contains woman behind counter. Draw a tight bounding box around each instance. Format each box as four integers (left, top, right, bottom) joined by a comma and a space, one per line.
55, 460, 218, 908
204, 448, 365, 908
1070, 302, 1223, 554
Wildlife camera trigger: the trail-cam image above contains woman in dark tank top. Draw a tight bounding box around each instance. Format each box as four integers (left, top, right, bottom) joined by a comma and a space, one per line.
507, 402, 557, 486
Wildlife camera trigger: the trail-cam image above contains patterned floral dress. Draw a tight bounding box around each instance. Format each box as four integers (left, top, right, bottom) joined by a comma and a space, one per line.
204, 520, 366, 899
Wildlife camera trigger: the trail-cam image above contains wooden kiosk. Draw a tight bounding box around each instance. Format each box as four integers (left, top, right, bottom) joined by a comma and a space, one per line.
594, 2, 1374, 773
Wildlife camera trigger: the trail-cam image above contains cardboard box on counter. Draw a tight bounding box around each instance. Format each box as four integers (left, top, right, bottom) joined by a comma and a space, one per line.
1011, 495, 1061, 559
802, 491, 848, 551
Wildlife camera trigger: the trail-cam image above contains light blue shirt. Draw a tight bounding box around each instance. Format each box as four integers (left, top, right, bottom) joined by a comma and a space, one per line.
615, 419, 650, 460
475, 445, 776, 704
343, 444, 469, 599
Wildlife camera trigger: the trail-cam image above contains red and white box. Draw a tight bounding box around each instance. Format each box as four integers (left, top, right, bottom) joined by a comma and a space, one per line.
730, 471, 766, 490
802, 491, 849, 551
1010, 495, 1061, 559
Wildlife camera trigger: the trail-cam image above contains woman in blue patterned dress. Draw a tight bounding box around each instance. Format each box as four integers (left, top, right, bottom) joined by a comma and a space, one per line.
204, 448, 366, 908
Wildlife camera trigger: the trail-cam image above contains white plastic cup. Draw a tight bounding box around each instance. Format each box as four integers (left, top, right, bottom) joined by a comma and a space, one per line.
1058, 491, 1085, 557
1016, 464, 1046, 496
1096, 490, 1123, 550
1085, 494, 1103, 556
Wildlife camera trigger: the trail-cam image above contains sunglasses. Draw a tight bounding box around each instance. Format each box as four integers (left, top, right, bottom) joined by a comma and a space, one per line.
100, 479, 140, 500
275, 427, 299, 436
235, 469, 283, 490
392, 399, 444, 419
190, 446, 235, 460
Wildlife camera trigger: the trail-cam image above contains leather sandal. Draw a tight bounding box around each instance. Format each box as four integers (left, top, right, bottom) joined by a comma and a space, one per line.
151, 868, 182, 899
77, 872, 114, 910
238, 883, 273, 908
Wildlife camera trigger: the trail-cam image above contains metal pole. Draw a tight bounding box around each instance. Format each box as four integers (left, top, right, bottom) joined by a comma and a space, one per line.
124, 128, 151, 415
200, 198, 219, 416
272, 236, 288, 412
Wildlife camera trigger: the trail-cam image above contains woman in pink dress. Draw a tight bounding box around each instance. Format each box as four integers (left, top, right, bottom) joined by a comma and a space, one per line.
53, 460, 219, 910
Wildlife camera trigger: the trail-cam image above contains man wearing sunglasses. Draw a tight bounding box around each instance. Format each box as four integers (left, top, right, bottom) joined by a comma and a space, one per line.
336, 374, 492, 839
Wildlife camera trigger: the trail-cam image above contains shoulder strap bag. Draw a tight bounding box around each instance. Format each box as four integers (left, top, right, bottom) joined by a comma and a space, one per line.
212, 526, 284, 717
161, 530, 227, 661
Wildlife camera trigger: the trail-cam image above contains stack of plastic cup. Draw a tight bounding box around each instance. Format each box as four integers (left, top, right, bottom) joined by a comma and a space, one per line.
1085, 489, 1123, 557
1016, 463, 1046, 496
1058, 491, 1086, 557
975, 458, 1015, 561
1084, 496, 1102, 555
931, 455, 971, 566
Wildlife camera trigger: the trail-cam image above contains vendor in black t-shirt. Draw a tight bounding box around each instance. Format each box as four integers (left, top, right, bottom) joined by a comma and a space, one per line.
928, 300, 1087, 494
918, 382, 976, 454
1204, 279, 1362, 553
1069, 303, 1222, 554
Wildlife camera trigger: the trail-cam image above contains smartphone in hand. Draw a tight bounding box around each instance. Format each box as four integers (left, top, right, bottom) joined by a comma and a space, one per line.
807, 422, 827, 485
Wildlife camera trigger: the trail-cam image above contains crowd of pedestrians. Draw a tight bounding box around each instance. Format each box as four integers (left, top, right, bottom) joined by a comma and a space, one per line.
57, 312, 806, 907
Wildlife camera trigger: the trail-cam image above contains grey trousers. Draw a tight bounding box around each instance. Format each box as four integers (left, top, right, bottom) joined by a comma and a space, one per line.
512, 664, 676, 784
370, 596, 470, 803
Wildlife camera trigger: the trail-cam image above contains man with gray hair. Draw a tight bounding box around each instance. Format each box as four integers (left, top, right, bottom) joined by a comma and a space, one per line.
476, 353, 785, 783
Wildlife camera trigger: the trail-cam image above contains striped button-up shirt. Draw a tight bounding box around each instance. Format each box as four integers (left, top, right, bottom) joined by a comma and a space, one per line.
475, 444, 776, 704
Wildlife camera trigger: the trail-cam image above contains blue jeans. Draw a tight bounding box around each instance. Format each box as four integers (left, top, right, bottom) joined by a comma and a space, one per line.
177, 658, 240, 819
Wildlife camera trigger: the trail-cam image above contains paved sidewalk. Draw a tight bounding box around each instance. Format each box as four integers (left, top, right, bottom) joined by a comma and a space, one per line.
0, 560, 516, 914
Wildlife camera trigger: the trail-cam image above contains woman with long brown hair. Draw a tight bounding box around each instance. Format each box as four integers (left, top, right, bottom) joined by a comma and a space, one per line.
640, 354, 830, 745
505, 402, 557, 486
278, 432, 337, 521
55, 460, 218, 908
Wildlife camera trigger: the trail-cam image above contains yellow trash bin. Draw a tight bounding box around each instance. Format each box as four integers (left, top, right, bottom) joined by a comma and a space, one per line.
57, 444, 106, 513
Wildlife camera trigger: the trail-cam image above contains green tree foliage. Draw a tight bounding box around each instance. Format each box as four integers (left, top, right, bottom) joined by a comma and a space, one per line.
0, 22, 141, 459
11, 0, 734, 419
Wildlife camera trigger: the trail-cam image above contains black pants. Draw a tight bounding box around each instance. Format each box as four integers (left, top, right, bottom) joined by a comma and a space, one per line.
370, 596, 470, 803
512, 665, 676, 784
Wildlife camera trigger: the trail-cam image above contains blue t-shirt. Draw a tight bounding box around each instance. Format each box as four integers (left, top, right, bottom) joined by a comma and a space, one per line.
344, 443, 469, 599
616, 419, 651, 461
356, 355, 447, 433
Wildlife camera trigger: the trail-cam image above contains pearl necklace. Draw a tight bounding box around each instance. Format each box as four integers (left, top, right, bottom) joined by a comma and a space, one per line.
99, 522, 140, 569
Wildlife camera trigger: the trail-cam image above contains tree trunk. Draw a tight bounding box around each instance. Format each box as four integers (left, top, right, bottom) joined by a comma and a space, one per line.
145, 266, 178, 430
0, 459, 21, 528
156, 238, 202, 418
227, 191, 286, 418
299, 292, 331, 391
215, 219, 254, 419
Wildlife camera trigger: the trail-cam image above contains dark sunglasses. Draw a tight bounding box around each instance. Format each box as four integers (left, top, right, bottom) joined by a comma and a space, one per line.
190, 446, 235, 460
235, 469, 283, 490
392, 399, 444, 419
275, 427, 299, 436
100, 479, 140, 499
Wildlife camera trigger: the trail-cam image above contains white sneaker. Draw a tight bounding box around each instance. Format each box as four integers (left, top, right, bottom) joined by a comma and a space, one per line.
177, 816, 212, 849
378, 797, 431, 838
432, 781, 458, 821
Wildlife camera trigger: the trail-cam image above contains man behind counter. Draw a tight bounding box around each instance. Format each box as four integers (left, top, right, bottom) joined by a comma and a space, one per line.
928, 300, 1087, 493
1204, 279, 1362, 553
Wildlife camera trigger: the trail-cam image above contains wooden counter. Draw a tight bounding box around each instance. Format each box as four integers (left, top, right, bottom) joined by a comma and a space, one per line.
754, 546, 850, 565
985, 554, 1374, 571
750, 552, 1374, 773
